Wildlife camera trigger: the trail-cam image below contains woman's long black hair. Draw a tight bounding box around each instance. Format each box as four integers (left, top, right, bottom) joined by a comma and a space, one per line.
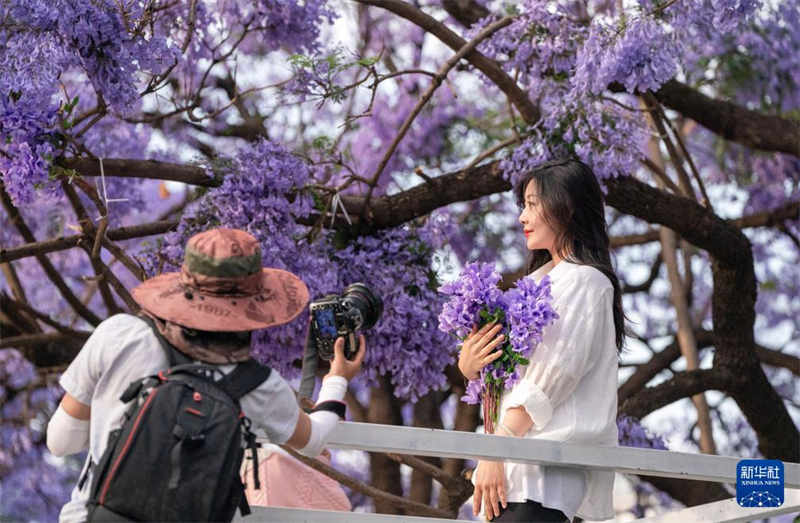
514, 158, 630, 355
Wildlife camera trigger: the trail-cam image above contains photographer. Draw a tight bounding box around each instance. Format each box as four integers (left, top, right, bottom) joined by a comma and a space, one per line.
46, 228, 366, 523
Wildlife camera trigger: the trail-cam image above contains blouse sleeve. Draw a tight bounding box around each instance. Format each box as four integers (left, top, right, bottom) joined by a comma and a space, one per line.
503, 279, 612, 431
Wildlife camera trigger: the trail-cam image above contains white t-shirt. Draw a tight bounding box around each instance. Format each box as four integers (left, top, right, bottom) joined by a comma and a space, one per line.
58, 313, 300, 523
474, 259, 619, 522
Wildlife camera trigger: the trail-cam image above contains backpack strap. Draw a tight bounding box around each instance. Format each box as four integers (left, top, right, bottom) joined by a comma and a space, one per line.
220, 360, 272, 401
140, 313, 271, 399
138, 314, 192, 367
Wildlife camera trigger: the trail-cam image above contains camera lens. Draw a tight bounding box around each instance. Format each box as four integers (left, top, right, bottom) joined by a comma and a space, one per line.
341, 283, 384, 331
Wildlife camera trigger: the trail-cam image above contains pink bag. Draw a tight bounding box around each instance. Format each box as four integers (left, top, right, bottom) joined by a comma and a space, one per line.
242, 446, 352, 511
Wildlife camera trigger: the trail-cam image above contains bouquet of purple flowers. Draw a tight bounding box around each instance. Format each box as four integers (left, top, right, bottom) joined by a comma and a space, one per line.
438, 262, 558, 434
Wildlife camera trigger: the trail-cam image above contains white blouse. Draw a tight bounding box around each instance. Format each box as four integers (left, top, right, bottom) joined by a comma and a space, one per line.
474, 259, 619, 522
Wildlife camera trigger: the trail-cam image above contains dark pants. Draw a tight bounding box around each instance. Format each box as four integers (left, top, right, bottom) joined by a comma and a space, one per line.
493, 499, 571, 522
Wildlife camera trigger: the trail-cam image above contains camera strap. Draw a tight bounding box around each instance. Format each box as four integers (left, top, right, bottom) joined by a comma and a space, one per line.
298, 322, 319, 400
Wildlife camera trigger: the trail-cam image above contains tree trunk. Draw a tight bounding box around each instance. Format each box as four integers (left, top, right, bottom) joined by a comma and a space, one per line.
368, 375, 405, 514
643, 123, 717, 455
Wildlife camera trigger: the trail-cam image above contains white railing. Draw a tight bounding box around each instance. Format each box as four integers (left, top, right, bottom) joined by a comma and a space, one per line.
239, 422, 800, 523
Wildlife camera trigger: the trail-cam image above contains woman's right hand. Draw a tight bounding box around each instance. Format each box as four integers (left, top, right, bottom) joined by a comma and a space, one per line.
458, 322, 505, 381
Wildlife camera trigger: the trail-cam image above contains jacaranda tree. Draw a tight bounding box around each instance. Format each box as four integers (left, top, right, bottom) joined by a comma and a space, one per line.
1, 0, 798, 520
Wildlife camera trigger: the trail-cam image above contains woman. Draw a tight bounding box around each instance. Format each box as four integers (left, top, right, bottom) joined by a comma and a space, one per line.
459, 158, 628, 522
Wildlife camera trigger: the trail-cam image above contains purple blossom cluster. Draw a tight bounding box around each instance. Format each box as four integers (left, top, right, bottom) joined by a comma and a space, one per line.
283, 53, 339, 103
668, 1, 798, 111
503, 94, 650, 184
0, 0, 179, 204
470, 2, 687, 184
246, 0, 336, 54
438, 262, 504, 340
664, 0, 760, 38
504, 274, 559, 359
0, 140, 56, 205
0, 349, 78, 521
466, 1, 587, 94
6, 0, 180, 113
418, 212, 459, 251
0, 90, 60, 204
334, 226, 455, 401
616, 413, 669, 450
573, 17, 679, 96
0, 348, 38, 393
470, 3, 675, 183
438, 262, 558, 424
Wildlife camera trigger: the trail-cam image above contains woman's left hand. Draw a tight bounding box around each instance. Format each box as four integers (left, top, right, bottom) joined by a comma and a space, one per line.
473, 460, 507, 521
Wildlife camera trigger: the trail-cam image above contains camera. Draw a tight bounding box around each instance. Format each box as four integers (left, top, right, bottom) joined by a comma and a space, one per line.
309, 283, 383, 360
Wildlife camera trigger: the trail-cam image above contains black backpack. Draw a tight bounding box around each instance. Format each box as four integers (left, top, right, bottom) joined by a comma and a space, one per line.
85, 319, 272, 522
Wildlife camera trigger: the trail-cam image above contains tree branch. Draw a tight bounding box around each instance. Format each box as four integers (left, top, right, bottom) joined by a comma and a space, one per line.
621, 253, 662, 293
43, 157, 795, 240
619, 368, 743, 420
618, 330, 715, 404
0, 294, 89, 339
652, 80, 800, 157
441, 0, 489, 27
61, 181, 122, 316
63, 158, 218, 187
755, 344, 800, 377
385, 452, 468, 494
353, 0, 539, 123
0, 332, 86, 367
610, 199, 799, 247
1, 220, 180, 263
76, 242, 140, 314
360, 15, 515, 215
645, 127, 717, 454
0, 183, 102, 326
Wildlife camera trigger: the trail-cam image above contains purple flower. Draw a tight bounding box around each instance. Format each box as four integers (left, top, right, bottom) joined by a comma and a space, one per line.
0, 349, 39, 390
0, 140, 56, 205
505, 275, 559, 359
617, 414, 669, 450
438, 262, 504, 339
439, 265, 558, 417
503, 369, 520, 389
461, 379, 482, 405
574, 18, 679, 96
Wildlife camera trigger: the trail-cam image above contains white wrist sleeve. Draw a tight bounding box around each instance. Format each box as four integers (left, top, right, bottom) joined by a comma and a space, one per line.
316, 375, 347, 403
47, 405, 90, 457
296, 376, 347, 457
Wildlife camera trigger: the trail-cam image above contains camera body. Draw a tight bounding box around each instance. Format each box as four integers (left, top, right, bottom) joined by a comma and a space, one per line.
309, 283, 383, 360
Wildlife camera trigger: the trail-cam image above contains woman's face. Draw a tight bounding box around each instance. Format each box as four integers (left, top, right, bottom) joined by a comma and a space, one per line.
518, 181, 559, 253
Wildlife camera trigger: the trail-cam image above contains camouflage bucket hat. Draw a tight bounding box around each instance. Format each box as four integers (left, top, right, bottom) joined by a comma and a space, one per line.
132, 228, 309, 332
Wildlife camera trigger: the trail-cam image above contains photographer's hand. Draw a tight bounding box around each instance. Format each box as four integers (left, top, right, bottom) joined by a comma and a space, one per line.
458, 322, 505, 381
327, 334, 366, 381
